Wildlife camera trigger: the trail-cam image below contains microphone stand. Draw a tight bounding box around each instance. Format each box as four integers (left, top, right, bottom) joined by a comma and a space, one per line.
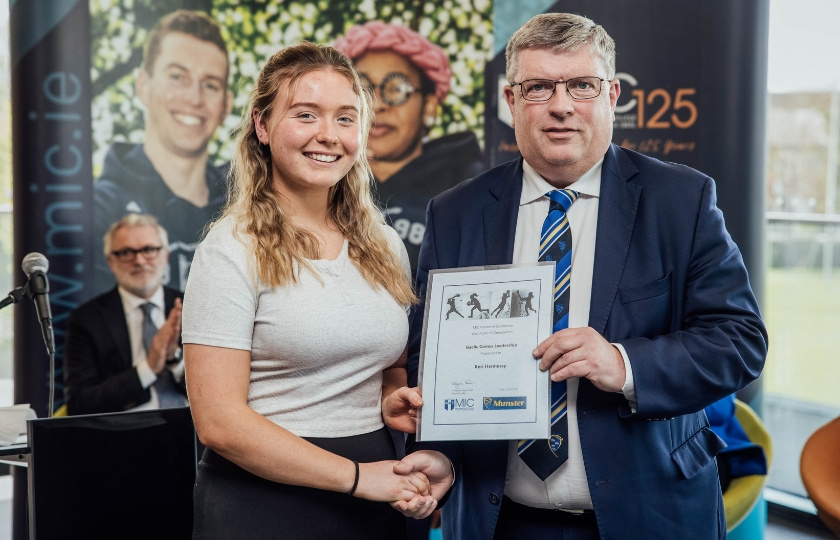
0, 286, 27, 310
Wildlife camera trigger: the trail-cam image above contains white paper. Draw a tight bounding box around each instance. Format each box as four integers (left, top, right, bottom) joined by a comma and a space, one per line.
417, 264, 554, 441
0, 404, 36, 446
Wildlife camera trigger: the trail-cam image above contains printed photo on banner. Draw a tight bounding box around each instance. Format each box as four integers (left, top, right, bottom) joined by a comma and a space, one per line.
88, 0, 492, 299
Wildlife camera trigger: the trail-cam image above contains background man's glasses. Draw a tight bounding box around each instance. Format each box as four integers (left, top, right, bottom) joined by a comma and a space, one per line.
110, 246, 163, 262
361, 72, 417, 107
511, 76, 608, 102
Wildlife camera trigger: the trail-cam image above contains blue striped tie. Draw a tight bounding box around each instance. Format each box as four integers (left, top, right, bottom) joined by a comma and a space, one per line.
518, 189, 578, 480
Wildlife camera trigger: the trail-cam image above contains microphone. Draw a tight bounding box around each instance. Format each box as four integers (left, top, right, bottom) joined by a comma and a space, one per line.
22, 252, 55, 354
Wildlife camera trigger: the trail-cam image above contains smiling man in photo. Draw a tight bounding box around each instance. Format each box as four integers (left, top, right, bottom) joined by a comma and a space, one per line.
93, 9, 233, 295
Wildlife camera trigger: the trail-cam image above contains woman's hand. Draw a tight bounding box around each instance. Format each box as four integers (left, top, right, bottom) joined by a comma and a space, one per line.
391, 493, 438, 519
382, 386, 423, 433
353, 460, 433, 507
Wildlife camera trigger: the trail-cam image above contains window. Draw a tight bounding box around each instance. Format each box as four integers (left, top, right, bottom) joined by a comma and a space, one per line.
764, 0, 840, 511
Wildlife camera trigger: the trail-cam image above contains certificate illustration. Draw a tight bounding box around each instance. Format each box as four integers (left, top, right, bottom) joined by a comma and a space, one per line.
417, 264, 554, 441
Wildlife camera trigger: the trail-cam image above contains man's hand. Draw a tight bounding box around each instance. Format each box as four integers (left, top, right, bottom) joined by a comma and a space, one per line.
382, 386, 423, 433
394, 450, 453, 501
391, 450, 453, 519
533, 326, 626, 393
147, 298, 182, 374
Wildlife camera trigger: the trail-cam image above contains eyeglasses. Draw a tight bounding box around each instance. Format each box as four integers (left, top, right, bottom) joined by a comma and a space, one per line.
110, 246, 163, 262
360, 72, 418, 107
510, 76, 608, 102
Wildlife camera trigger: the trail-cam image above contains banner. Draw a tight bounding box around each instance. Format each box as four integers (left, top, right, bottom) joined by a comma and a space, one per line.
11, 0, 92, 419
12, 0, 492, 414
486, 0, 769, 301
12, 3, 492, 537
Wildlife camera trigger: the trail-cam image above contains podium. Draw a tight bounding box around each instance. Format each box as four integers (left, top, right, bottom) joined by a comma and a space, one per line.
26, 406, 198, 540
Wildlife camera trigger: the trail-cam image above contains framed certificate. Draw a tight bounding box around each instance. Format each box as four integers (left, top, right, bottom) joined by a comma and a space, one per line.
416, 264, 554, 441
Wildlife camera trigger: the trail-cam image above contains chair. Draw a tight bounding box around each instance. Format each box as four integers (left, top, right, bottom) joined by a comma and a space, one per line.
724, 399, 773, 536
27, 406, 197, 540
800, 416, 840, 537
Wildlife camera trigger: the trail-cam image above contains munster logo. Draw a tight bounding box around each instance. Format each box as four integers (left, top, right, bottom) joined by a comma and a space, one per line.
482, 397, 527, 410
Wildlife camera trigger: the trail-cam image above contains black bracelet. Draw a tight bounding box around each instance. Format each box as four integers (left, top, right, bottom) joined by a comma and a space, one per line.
347, 460, 360, 496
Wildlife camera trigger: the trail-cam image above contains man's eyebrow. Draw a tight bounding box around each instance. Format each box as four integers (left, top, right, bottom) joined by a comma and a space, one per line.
161, 62, 225, 82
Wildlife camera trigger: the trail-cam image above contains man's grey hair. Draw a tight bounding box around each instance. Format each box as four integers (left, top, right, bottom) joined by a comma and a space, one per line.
103, 213, 169, 257
505, 13, 616, 83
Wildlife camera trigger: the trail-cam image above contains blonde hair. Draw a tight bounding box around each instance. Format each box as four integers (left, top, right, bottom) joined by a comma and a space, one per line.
220, 42, 416, 305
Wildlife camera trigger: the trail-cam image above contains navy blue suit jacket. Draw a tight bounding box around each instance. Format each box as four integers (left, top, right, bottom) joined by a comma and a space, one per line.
407, 144, 768, 539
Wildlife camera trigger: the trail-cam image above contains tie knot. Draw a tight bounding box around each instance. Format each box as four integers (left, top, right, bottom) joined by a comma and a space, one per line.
547, 190, 578, 213
141, 303, 155, 317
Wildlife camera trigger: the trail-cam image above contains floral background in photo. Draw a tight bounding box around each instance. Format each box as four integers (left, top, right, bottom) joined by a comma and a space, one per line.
89, 0, 493, 175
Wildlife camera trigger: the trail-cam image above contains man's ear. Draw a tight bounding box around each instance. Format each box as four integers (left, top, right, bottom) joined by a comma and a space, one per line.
609, 78, 621, 120
106, 255, 117, 276
135, 69, 151, 108
503, 85, 516, 128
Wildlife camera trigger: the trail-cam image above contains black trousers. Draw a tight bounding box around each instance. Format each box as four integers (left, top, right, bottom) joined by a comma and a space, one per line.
192, 427, 406, 540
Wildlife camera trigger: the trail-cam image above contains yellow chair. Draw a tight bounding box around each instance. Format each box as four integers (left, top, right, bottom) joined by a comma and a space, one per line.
724, 399, 773, 534
800, 416, 840, 537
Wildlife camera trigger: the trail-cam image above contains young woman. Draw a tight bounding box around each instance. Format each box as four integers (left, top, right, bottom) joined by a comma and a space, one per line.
182, 42, 439, 539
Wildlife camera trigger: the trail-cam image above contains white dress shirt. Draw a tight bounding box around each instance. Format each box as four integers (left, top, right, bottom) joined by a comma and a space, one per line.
117, 286, 184, 411
504, 159, 636, 510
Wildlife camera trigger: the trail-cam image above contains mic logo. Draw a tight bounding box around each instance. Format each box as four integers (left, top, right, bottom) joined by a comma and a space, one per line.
444, 398, 474, 411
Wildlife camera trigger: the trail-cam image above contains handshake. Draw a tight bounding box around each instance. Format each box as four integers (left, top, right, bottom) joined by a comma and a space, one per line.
357, 386, 452, 519
354, 450, 453, 520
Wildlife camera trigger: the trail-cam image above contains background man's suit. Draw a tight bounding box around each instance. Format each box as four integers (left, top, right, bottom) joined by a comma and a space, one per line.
407, 144, 768, 539
64, 287, 184, 415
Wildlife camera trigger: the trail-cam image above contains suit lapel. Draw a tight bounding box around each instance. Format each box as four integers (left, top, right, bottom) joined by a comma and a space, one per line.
483, 160, 523, 265
100, 289, 133, 370
589, 145, 641, 335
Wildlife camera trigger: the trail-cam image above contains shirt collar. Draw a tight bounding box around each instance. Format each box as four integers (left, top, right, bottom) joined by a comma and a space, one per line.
118, 285, 165, 313
520, 158, 603, 205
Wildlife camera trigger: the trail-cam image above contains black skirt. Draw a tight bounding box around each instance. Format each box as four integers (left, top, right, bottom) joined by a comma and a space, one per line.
192, 427, 407, 540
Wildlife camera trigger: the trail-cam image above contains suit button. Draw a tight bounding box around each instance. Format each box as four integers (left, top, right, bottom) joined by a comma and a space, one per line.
489, 493, 500, 505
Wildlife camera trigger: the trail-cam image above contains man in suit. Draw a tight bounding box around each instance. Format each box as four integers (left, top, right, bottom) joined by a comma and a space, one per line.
64, 214, 187, 415
403, 12, 768, 539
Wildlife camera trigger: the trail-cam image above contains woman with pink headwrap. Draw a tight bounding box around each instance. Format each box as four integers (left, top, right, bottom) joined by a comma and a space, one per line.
335, 21, 484, 274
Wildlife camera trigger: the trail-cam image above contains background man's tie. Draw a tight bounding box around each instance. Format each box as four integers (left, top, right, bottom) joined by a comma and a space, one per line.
141, 302, 184, 408
518, 189, 578, 480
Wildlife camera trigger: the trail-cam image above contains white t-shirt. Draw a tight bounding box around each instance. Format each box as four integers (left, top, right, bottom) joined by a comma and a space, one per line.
182, 215, 411, 437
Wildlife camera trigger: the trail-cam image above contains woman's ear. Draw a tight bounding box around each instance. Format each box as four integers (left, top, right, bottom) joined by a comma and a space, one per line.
253, 108, 268, 144
422, 94, 439, 129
